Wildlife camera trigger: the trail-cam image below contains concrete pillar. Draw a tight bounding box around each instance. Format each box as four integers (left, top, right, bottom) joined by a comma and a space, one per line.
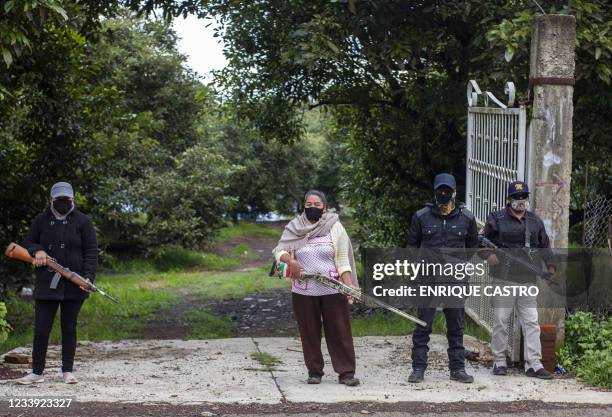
528, 15, 575, 340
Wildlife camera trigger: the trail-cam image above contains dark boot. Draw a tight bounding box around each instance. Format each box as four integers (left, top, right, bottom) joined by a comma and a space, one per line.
408, 369, 425, 383
450, 369, 474, 383
307, 373, 322, 384
493, 364, 507, 376
338, 374, 360, 386
526, 368, 553, 379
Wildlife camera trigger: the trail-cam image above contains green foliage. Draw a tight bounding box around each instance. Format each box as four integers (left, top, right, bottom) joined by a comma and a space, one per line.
0, 0, 68, 69
487, 0, 612, 208
206, 114, 321, 218
149, 246, 239, 272
1, 263, 286, 353
193, 0, 533, 244
217, 222, 281, 241
0, 302, 11, 345
184, 308, 233, 339
0, 277, 178, 353
132, 144, 237, 250
1, 11, 239, 290
351, 311, 490, 342
351, 312, 416, 337
103, 247, 240, 273
559, 312, 612, 387
160, 266, 288, 299
1, 8, 331, 295
174, 0, 612, 245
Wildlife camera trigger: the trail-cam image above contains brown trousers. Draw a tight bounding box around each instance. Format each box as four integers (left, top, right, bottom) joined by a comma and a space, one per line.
292, 292, 356, 378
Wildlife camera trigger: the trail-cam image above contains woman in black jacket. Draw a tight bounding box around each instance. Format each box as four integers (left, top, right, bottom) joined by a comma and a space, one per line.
15, 182, 98, 385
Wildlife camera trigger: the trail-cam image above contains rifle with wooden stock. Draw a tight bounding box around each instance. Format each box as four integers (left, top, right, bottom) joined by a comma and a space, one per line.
5, 242, 119, 303
269, 260, 426, 327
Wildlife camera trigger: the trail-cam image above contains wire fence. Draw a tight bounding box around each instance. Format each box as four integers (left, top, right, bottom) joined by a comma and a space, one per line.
583, 196, 612, 249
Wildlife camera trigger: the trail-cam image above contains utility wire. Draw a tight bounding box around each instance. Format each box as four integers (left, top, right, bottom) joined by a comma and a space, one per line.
531, 0, 546, 14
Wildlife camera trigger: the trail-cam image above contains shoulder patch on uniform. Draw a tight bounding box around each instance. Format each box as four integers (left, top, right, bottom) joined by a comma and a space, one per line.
460, 207, 475, 221
416, 206, 431, 218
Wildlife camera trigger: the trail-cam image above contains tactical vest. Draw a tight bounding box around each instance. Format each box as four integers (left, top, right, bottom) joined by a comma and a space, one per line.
493, 209, 540, 249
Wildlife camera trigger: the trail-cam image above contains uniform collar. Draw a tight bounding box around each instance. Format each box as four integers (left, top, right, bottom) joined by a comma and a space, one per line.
426, 202, 465, 218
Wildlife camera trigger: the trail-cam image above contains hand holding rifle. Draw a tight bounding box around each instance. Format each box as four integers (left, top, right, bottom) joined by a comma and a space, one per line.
5, 243, 119, 303
478, 235, 556, 283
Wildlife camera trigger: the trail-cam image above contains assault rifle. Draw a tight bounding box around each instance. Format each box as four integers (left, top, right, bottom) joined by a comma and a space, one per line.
478, 235, 555, 281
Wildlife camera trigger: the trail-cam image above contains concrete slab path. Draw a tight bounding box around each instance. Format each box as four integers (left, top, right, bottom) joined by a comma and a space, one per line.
1, 336, 610, 405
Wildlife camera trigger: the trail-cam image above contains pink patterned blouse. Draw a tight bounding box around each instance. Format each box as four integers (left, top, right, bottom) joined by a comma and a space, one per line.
292, 233, 340, 296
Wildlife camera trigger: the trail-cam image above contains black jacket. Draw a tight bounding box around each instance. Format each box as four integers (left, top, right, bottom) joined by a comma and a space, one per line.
482, 208, 551, 249
405, 202, 479, 249
481, 207, 553, 282
23, 208, 98, 301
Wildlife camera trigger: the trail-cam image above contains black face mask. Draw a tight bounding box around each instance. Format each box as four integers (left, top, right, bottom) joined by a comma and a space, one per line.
52, 199, 73, 215
435, 189, 453, 205
304, 207, 324, 222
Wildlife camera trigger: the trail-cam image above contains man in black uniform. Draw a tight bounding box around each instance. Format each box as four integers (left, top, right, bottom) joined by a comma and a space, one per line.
405, 173, 478, 383
481, 180, 554, 379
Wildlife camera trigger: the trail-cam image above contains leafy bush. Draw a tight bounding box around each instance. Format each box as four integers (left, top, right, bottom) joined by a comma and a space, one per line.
559, 312, 612, 387
0, 302, 12, 345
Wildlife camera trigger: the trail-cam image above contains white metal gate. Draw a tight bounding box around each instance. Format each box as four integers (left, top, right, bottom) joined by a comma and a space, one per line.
464, 80, 528, 361
466, 80, 527, 224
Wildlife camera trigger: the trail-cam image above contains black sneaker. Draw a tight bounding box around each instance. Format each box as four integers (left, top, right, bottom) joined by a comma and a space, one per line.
526, 368, 553, 379
408, 369, 425, 383
338, 375, 360, 386
307, 374, 322, 384
450, 369, 474, 383
493, 364, 507, 376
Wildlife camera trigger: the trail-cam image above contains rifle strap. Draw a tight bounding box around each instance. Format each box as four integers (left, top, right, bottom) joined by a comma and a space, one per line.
50, 272, 61, 289
524, 216, 531, 249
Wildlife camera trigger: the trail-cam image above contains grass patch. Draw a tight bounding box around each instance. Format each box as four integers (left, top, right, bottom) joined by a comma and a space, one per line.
351, 311, 491, 342
251, 351, 281, 371
217, 222, 281, 241
102, 247, 239, 274
151, 247, 239, 272
101, 221, 281, 275
1, 266, 287, 354
0, 276, 178, 354
184, 309, 233, 339
352, 312, 416, 336
228, 243, 258, 261
158, 266, 289, 299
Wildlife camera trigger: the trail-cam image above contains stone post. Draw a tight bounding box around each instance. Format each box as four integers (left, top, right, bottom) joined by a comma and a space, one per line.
528, 15, 575, 343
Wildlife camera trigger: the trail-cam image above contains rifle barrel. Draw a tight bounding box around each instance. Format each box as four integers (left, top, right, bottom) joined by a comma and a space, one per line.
301, 273, 427, 327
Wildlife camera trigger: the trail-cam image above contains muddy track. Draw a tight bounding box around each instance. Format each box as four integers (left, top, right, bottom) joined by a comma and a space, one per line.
210, 289, 297, 337
142, 222, 290, 339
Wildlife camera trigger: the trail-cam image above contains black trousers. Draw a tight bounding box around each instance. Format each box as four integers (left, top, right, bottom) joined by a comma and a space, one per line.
411, 307, 465, 371
32, 299, 84, 375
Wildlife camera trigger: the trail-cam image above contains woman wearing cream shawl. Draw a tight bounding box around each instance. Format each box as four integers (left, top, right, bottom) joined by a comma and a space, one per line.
273, 190, 360, 386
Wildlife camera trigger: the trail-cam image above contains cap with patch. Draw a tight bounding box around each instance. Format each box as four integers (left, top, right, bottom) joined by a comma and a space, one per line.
50, 182, 74, 199
507, 180, 529, 197
433, 173, 456, 190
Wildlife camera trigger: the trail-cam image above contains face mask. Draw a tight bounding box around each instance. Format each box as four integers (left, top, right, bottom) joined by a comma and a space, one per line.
52, 199, 73, 215
304, 207, 324, 222
435, 189, 453, 205
510, 198, 530, 212
435, 188, 456, 215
